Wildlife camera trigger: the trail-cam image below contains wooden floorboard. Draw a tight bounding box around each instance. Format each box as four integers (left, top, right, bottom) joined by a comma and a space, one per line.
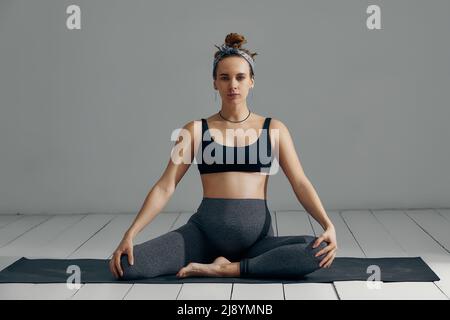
40, 214, 117, 258
0, 215, 23, 230
124, 284, 182, 300
374, 209, 450, 298
335, 210, 447, 299
437, 209, 450, 223
231, 283, 284, 300
68, 214, 136, 259
406, 209, 450, 252
0, 215, 52, 248
335, 281, 447, 300
71, 283, 133, 300
309, 211, 365, 258
177, 283, 232, 300
0, 215, 85, 257
0, 210, 448, 300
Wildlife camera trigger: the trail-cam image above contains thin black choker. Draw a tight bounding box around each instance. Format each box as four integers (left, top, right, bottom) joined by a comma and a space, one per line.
219, 110, 251, 123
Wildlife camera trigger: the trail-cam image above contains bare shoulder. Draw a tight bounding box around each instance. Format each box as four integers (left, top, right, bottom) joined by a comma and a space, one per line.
176, 119, 203, 134
180, 119, 200, 129
269, 117, 288, 131
268, 118, 291, 141
173, 119, 203, 147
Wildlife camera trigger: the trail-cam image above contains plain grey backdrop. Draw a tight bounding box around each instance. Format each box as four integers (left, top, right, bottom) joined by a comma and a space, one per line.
0, 0, 449, 215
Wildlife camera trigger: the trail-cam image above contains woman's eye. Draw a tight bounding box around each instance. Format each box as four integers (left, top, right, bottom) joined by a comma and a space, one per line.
221, 77, 245, 80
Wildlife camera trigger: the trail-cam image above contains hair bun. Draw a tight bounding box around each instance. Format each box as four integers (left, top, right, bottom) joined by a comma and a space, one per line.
224, 33, 247, 49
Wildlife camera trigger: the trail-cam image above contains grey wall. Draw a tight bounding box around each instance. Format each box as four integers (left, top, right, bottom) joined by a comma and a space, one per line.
1, 0, 449, 214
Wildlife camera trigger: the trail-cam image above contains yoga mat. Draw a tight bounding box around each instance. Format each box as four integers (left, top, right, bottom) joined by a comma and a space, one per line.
0, 257, 440, 284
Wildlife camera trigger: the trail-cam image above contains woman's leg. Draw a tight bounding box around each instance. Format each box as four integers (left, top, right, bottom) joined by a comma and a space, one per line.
120, 221, 216, 280
239, 235, 328, 278
176, 234, 326, 279
175, 197, 313, 279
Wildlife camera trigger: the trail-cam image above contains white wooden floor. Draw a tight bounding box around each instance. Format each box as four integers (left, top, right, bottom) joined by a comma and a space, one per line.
0, 209, 449, 300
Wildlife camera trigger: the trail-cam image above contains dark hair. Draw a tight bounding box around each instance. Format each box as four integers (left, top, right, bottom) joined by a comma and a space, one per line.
213, 33, 258, 80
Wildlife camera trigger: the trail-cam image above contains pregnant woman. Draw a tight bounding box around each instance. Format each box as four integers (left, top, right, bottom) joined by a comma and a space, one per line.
109, 32, 338, 280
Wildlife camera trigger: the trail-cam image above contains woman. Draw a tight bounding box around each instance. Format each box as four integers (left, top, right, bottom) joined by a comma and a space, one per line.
109, 33, 338, 280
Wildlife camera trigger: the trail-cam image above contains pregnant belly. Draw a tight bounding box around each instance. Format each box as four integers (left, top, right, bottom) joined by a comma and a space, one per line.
188, 208, 268, 257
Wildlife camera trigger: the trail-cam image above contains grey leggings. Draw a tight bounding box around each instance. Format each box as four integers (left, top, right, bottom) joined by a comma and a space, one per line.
120, 197, 327, 280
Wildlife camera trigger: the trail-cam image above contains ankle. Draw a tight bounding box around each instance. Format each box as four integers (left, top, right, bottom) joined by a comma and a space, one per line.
219, 262, 239, 276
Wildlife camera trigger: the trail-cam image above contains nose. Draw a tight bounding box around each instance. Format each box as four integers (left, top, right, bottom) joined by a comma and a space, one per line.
230, 78, 239, 88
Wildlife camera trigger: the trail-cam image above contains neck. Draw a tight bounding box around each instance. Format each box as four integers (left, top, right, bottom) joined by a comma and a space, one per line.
219, 102, 250, 121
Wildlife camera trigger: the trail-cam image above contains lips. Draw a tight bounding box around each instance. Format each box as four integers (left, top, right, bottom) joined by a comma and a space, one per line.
228, 93, 239, 96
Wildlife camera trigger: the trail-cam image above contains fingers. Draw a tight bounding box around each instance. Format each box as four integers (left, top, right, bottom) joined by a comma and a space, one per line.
110, 251, 132, 279
320, 252, 335, 268
314, 243, 334, 258
127, 247, 134, 266
312, 236, 324, 248
314, 241, 338, 268
323, 258, 334, 268
319, 248, 337, 268
114, 252, 124, 278
109, 258, 119, 279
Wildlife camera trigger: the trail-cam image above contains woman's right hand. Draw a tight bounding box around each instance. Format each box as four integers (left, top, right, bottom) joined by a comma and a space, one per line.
109, 236, 134, 279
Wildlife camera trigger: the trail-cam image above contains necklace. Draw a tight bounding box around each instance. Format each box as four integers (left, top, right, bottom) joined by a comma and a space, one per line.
219, 109, 251, 123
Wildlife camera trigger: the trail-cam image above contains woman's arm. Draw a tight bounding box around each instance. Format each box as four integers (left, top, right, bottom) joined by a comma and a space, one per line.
272, 118, 337, 268
123, 120, 199, 240
110, 120, 200, 277
271, 119, 333, 230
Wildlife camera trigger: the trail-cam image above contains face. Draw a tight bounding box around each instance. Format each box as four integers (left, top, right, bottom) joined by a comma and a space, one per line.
214, 56, 254, 103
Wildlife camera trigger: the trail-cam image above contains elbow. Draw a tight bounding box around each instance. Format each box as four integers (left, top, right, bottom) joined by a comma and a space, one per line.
156, 182, 176, 195
294, 175, 310, 191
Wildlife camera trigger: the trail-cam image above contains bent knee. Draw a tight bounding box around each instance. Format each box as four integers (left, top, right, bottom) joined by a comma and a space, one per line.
306, 237, 328, 263
119, 254, 142, 280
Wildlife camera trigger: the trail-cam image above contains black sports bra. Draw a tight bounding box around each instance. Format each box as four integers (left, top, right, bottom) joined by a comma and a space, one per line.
196, 117, 273, 175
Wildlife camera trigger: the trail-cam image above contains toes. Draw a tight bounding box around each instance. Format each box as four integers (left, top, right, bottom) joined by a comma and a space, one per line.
177, 266, 187, 277
177, 269, 186, 278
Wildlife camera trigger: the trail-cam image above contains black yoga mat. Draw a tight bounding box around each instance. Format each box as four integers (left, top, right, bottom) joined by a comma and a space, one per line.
0, 257, 440, 284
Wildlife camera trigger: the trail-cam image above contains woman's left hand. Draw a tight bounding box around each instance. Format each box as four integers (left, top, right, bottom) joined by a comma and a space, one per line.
313, 226, 338, 268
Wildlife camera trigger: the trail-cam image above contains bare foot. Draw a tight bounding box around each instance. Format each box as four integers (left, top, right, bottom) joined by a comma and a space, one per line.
212, 256, 231, 265
176, 262, 222, 278
176, 256, 233, 278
